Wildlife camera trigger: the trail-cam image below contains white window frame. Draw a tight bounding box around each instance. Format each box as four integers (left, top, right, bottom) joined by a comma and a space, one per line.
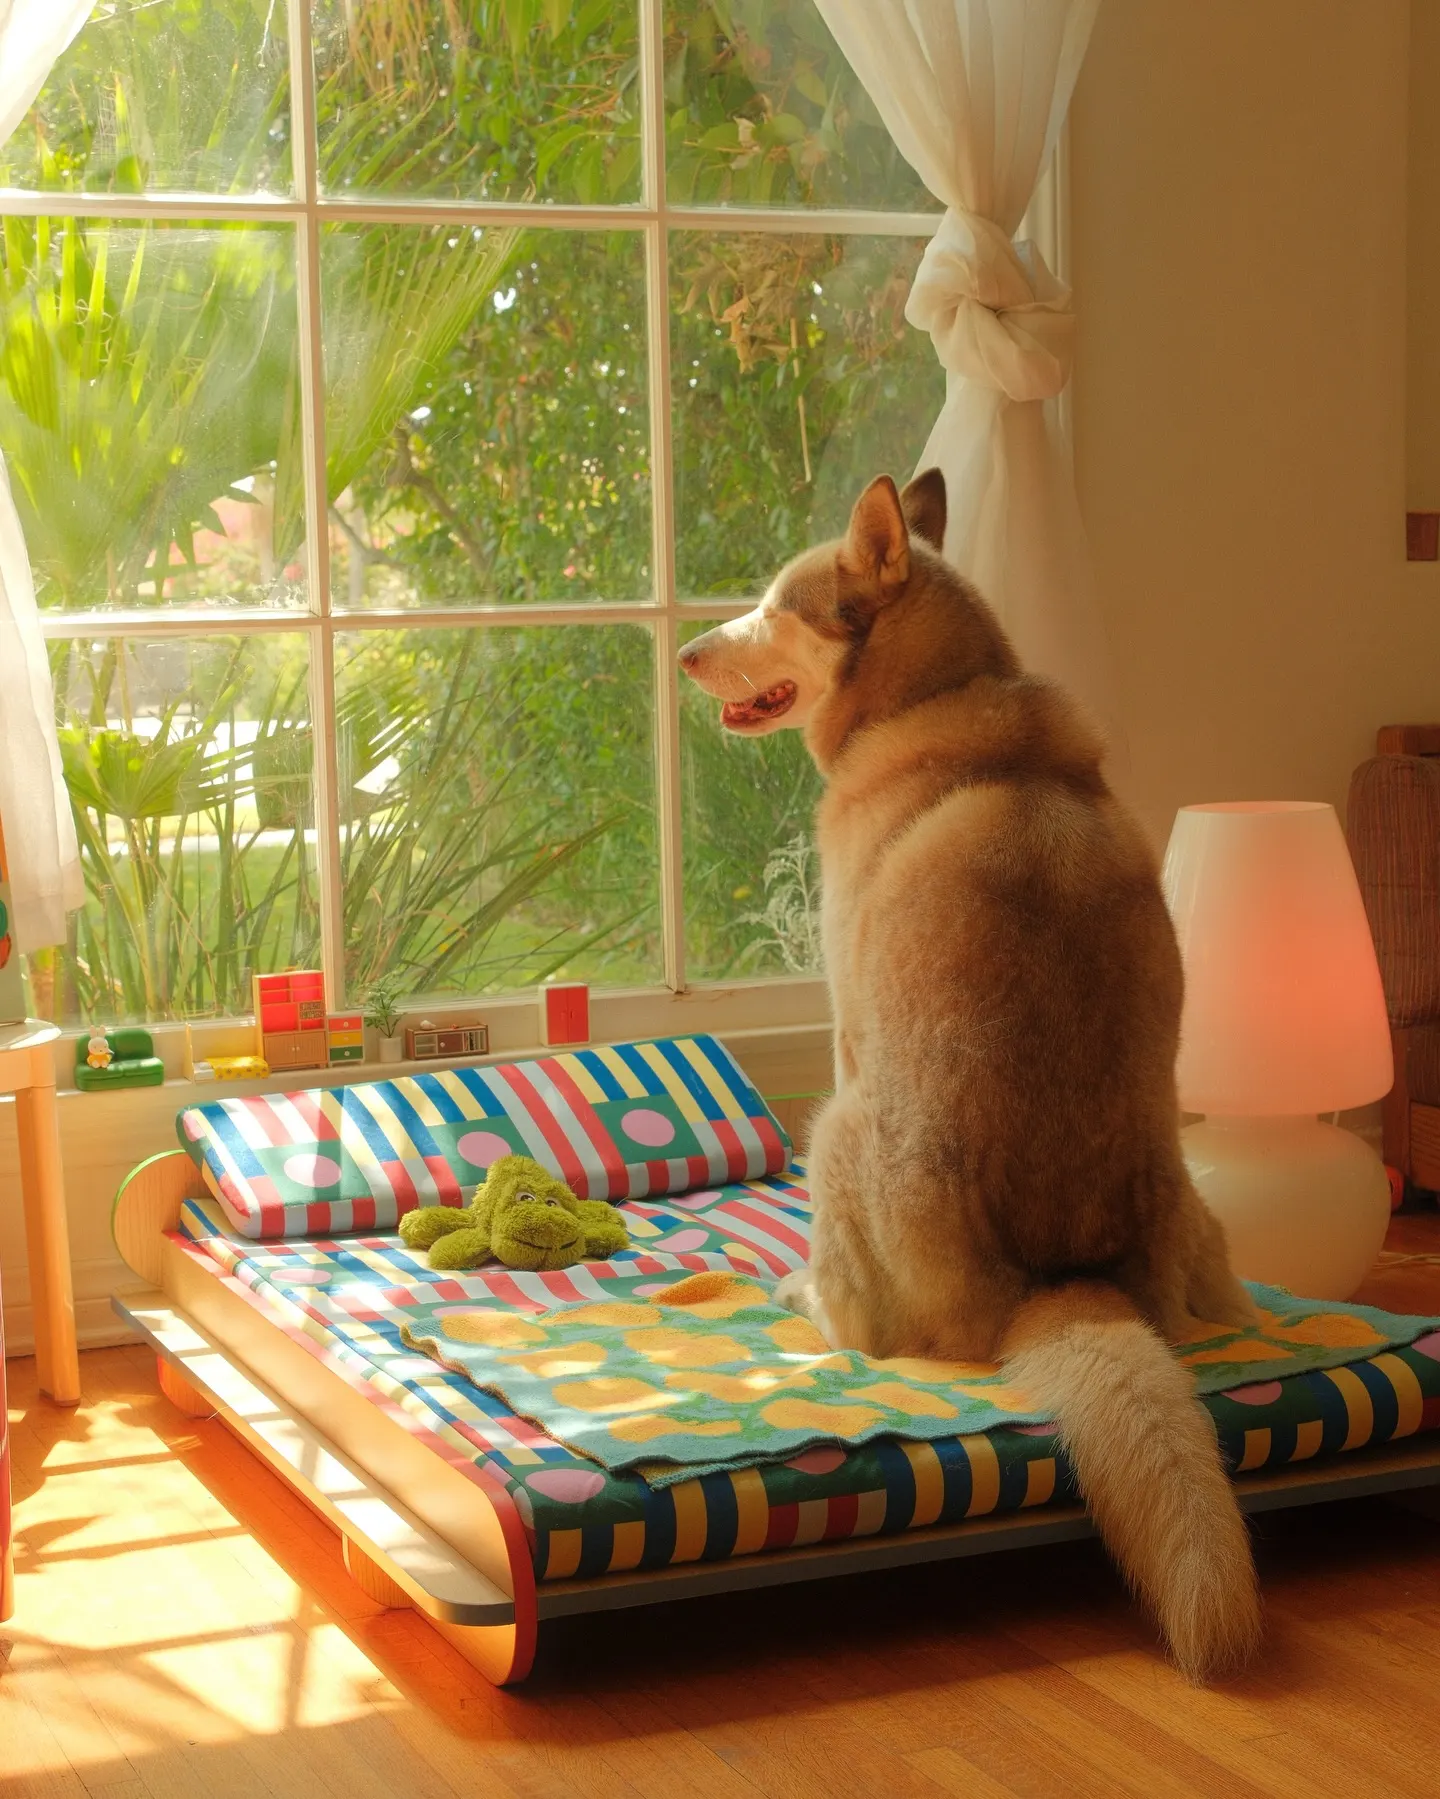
5, 2, 1064, 1066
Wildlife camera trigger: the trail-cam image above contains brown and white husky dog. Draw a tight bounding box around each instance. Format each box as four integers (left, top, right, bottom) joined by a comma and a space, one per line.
678, 470, 1262, 1681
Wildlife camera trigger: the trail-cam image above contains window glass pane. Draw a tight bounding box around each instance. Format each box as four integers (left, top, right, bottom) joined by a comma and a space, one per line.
325, 226, 650, 609
1, 0, 291, 196
664, 2, 934, 211
1, 220, 305, 613
336, 625, 660, 999
671, 231, 942, 600
31, 635, 318, 1027
313, 0, 640, 203
679, 620, 823, 981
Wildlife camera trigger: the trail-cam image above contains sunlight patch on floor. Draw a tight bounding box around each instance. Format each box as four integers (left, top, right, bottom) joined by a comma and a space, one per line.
5, 1349, 405, 1772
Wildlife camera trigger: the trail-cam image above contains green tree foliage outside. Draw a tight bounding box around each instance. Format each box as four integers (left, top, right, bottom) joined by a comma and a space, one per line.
2, 0, 943, 1025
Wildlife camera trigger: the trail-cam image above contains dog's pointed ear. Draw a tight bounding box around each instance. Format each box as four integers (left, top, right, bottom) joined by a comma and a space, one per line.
900, 468, 946, 552
839, 475, 909, 593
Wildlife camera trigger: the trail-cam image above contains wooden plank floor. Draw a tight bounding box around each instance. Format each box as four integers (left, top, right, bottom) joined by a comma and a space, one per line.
5, 1216, 1440, 1799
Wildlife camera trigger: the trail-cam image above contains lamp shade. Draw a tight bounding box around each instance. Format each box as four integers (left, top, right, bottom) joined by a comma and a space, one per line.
1161, 802, 1392, 1116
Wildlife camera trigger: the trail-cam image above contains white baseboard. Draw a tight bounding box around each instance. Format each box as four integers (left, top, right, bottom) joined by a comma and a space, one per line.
2, 1253, 147, 1358
3, 1291, 142, 1357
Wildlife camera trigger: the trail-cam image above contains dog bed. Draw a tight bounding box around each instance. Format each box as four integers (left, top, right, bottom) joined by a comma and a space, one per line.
170, 1174, 1440, 1583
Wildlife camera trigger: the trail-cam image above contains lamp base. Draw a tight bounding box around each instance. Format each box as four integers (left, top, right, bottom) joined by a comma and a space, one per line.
1181, 1116, 1391, 1302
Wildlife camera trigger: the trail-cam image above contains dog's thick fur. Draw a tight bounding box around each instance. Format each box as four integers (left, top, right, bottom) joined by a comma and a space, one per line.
678, 471, 1262, 1681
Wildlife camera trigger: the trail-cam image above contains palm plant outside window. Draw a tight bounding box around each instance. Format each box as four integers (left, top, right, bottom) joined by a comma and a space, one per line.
2, 0, 943, 1029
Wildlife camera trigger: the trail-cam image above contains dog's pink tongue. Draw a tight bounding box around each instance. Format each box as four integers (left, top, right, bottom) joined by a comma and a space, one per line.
720, 681, 796, 729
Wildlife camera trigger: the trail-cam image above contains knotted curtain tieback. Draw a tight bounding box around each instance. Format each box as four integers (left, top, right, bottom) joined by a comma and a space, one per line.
905, 208, 1075, 403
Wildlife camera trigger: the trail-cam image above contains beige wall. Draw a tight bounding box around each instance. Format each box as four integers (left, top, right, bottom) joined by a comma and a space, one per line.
1410, 0, 1440, 507
1071, 0, 1440, 847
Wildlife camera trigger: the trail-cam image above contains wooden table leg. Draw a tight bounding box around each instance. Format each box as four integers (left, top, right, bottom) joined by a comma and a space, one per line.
16, 1078, 80, 1405
1, 1325, 13, 1621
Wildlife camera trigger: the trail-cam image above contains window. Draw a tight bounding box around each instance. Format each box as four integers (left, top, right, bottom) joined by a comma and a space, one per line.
3, 0, 943, 1030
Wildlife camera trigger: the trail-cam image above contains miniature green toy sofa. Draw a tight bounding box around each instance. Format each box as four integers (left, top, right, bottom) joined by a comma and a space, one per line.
109, 1033, 1440, 1689
75, 1027, 165, 1092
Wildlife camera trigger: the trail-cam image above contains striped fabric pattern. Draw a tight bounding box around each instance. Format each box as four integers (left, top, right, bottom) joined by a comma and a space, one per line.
171, 1178, 1440, 1583
175, 1036, 790, 1238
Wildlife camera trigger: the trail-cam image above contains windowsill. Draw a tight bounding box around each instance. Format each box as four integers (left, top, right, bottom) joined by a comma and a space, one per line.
46, 1019, 830, 1103
53, 1048, 496, 1102
33, 978, 833, 1096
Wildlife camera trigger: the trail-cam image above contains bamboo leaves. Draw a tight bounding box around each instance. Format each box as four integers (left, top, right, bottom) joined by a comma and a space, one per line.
49, 626, 658, 1022
271, 220, 520, 568
334, 630, 655, 998
58, 728, 202, 823
50, 637, 318, 1021
0, 220, 295, 609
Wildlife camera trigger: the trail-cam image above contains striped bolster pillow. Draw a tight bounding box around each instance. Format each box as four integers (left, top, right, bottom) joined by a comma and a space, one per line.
174, 1035, 791, 1239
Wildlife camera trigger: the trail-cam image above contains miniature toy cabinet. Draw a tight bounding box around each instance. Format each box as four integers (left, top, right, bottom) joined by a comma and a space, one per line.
253, 971, 329, 1072
539, 983, 589, 1047
404, 1021, 489, 1060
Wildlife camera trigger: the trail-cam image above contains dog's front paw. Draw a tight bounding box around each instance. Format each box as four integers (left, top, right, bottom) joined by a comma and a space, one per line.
772, 1271, 817, 1317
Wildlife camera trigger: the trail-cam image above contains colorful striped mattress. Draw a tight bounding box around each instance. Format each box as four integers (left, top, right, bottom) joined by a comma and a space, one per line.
171, 1168, 1440, 1582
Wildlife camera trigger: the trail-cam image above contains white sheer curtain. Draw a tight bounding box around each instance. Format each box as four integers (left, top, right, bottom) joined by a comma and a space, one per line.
0, 0, 92, 951
814, 0, 1113, 735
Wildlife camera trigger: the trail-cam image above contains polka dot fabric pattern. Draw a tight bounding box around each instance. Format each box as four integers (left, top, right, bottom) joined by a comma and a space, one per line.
169, 1178, 1440, 1584
175, 1036, 790, 1239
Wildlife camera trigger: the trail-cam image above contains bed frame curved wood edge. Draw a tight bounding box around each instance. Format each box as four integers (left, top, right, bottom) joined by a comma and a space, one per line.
113, 1149, 208, 1287
110, 1149, 1440, 1686
112, 1148, 536, 1684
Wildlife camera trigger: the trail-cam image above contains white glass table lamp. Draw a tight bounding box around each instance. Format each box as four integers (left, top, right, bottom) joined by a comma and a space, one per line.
1162, 802, 1393, 1301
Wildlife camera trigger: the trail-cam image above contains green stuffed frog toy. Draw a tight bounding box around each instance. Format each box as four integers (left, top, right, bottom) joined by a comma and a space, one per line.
398, 1154, 630, 1272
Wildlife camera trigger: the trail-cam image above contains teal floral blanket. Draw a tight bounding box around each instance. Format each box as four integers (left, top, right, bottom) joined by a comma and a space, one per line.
399, 1270, 1440, 1488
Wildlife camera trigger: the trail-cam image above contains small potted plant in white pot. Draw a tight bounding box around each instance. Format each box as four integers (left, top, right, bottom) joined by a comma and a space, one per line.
362, 972, 406, 1064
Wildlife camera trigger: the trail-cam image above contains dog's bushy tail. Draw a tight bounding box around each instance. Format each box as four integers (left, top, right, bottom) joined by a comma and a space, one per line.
1002, 1281, 1261, 1682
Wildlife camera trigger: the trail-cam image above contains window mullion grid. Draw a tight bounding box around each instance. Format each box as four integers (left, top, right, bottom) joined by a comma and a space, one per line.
32, 0, 833, 1022
287, 0, 691, 1008
0, 189, 940, 239
286, 0, 346, 1008
640, 0, 686, 996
